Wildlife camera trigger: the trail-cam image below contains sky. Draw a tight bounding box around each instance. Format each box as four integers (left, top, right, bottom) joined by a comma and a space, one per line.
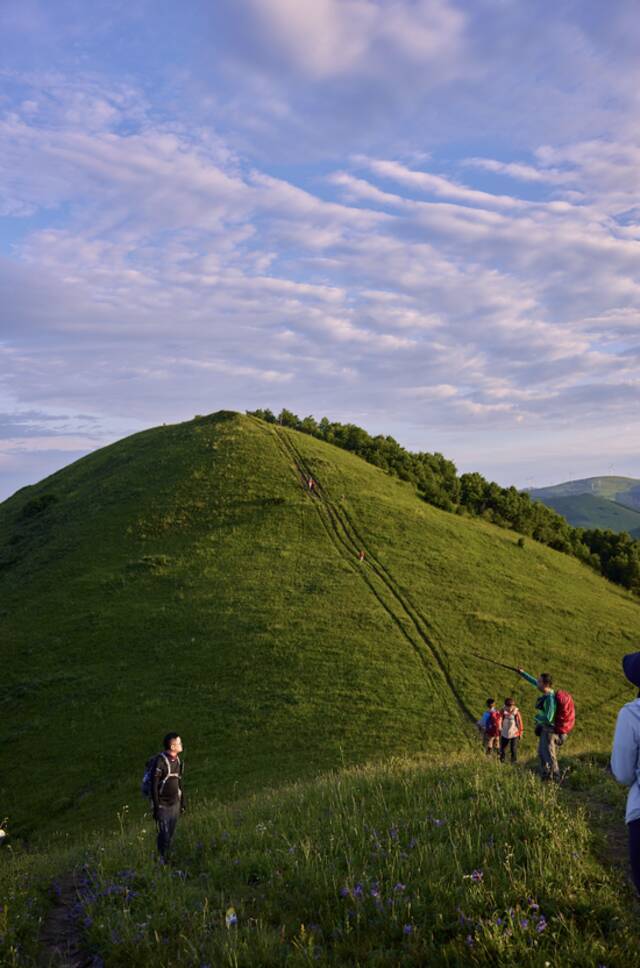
1, 0, 639, 501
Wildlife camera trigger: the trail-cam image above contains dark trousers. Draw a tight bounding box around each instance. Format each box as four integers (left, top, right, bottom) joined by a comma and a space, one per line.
156, 803, 181, 858
499, 736, 519, 762
629, 818, 640, 894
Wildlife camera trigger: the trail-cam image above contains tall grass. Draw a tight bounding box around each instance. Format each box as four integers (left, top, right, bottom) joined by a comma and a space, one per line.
2, 754, 636, 966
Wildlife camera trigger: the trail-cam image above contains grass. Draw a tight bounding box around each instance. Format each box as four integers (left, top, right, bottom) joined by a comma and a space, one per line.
1, 411, 640, 842
1, 752, 637, 967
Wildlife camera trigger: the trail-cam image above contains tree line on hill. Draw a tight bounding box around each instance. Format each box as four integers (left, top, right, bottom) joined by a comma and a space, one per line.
248, 408, 640, 596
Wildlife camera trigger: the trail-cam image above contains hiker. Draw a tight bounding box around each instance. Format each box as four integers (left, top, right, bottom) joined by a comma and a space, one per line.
517, 668, 574, 780
499, 697, 523, 763
611, 651, 640, 894
358, 549, 365, 562
307, 477, 316, 492
152, 733, 186, 861
477, 698, 501, 756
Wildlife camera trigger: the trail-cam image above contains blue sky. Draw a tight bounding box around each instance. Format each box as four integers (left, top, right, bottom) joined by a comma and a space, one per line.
1, 0, 640, 500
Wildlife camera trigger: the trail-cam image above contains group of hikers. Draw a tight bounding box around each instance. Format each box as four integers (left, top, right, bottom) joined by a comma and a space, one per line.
476, 667, 574, 779
472, 653, 640, 897
147, 651, 640, 897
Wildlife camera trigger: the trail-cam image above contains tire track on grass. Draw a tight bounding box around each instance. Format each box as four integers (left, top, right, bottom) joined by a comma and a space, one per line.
260, 420, 474, 728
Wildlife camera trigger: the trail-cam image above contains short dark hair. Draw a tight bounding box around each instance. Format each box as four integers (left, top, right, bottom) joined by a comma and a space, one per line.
504, 697, 514, 706
539, 673, 553, 688
486, 698, 495, 706
163, 732, 180, 750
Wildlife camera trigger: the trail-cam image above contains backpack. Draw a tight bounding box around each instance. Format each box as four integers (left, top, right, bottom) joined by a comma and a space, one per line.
486, 709, 502, 737
554, 690, 575, 735
141, 753, 171, 799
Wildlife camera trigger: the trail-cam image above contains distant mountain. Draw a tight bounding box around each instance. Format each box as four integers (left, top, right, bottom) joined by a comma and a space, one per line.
528, 476, 640, 534
530, 492, 640, 537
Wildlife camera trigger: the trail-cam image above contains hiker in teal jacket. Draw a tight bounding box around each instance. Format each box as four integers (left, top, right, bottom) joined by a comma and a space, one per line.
517, 668, 563, 781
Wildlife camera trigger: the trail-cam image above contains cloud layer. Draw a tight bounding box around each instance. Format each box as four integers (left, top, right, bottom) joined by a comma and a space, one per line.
1, 1, 640, 497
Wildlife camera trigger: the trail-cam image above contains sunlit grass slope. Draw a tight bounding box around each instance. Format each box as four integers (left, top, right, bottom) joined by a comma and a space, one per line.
1, 411, 639, 841
2, 754, 637, 966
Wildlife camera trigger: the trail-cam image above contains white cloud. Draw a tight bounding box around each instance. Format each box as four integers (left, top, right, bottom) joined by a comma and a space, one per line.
463, 156, 573, 185
232, 0, 466, 81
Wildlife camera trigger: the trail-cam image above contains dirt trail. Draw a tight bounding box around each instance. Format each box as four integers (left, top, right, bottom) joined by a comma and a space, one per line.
251, 418, 475, 733
38, 871, 93, 967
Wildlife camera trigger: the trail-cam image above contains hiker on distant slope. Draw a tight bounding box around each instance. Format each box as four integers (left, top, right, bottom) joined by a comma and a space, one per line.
477, 698, 501, 756
499, 697, 523, 763
152, 733, 186, 861
611, 652, 640, 894
517, 667, 575, 780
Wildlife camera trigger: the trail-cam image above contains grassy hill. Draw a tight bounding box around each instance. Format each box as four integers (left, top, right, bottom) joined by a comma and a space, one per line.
529, 492, 640, 537
530, 476, 640, 512
2, 410, 640, 845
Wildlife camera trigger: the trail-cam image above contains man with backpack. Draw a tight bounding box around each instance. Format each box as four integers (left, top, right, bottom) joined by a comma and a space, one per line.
147, 733, 186, 861
517, 668, 575, 781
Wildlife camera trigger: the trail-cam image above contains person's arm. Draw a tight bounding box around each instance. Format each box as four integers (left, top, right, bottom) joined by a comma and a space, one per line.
611, 707, 638, 786
179, 759, 186, 813
516, 711, 523, 735
517, 668, 538, 688
151, 756, 165, 818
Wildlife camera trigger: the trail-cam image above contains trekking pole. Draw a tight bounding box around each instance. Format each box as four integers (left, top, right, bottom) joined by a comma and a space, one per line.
470, 652, 519, 673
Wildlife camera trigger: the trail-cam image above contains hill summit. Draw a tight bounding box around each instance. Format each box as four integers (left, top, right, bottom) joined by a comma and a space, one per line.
528, 476, 640, 536
2, 411, 639, 840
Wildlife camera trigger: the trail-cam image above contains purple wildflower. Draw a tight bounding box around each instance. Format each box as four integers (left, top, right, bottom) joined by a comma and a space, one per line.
353, 883, 364, 899
370, 882, 380, 898
433, 818, 445, 827
520, 919, 529, 929
470, 869, 483, 883
536, 918, 547, 933
403, 924, 413, 935
465, 934, 475, 947
394, 883, 406, 893
339, 887, 350, 898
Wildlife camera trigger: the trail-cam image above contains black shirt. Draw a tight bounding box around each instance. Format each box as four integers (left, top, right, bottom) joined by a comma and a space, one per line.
151, 753, 184, 809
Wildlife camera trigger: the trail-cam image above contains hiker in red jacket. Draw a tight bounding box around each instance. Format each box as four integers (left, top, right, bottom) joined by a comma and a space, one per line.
499, 698, 523, 763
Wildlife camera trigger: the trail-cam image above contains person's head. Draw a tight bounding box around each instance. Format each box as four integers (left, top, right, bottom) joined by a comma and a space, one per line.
163, 733, 183, 756
504, 697, 515, 710
536, 673, 553, 693
486, 697, 495, 708
622, 652, 640, 692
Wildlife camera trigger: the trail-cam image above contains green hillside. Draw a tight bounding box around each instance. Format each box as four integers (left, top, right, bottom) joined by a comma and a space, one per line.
530, 492, 640, 537
2, 411, 640, 845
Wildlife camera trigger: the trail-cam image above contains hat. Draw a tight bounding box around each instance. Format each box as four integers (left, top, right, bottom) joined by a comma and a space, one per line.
622, 652, 640, 687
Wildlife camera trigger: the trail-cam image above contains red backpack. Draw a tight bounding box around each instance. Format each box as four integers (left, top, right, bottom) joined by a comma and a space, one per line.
486, 709, 502, 737
554, 690, 575, 735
